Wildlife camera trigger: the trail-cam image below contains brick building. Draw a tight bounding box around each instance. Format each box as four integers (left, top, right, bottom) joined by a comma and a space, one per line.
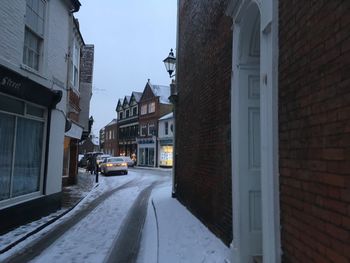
137, 79, 172, 167
116, 92, 142, 158
103, 119, 118, 156
176, 0, 350, 262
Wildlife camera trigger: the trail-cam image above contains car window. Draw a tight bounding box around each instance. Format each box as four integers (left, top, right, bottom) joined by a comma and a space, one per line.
108, 157, 124, 162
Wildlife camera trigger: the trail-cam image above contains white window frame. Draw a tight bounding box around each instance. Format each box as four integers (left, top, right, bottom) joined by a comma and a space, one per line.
141, 104, 147, 115
141, 124, 147, 136
23, 0, 46, 71
0, 93, 47, 208
148, 102, 155, 113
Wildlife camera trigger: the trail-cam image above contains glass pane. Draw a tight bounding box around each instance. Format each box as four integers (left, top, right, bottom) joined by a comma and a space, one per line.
0, 95, 25, 115
27, 104, 44, 118
33, 53, 39, 70
28, 50, 34, 68
12, 118, 44, 197
149, 148, 154, 166
0, 113, 15, 201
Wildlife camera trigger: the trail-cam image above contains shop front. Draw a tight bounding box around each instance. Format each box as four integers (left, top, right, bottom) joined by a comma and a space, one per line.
0, 65, 62, 232
158, 138, 173, 167
137, 136, 157, 167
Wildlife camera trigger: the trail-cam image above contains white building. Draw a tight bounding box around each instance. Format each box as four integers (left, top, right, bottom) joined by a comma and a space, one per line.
0, 0, 82, 232
158, 112, 174, 167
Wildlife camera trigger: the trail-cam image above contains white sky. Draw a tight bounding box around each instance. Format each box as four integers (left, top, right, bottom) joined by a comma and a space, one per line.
75, 1, 177, 137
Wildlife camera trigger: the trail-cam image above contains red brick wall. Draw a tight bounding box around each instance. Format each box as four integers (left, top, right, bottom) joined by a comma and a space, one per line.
279, 1, 350, 262
176, 0, 233, 245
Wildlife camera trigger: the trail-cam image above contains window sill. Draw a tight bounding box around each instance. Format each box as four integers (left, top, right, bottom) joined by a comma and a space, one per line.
20, 64, 46, 80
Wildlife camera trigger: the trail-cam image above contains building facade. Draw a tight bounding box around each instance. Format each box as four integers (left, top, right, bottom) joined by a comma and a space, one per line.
0, 0, 82, 233
177, 0, 350, 262
137, 80, 172, 167
116, 92, 142, 159
158, 112, 174, 167
103, 119, 118, 156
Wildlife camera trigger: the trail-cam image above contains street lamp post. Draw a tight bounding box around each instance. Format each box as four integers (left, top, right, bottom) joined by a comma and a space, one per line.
163, 49, 177, 198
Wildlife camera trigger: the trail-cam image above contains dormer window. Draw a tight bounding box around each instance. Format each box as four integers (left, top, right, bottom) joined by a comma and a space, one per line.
126, 109, 129, 118
119, 112, 123, 120
132, 106, 137, 116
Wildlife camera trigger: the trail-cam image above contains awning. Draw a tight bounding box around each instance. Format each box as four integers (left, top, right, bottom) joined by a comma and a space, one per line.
65, 121, 83, 139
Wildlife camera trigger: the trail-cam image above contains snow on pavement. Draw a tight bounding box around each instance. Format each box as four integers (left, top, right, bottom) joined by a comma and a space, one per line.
30, 186, 140, 263
138, 184, 231, 263
0, 171, 146, 262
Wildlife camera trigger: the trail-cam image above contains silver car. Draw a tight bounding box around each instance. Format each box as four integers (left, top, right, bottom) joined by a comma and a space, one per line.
100, 157, 128, 175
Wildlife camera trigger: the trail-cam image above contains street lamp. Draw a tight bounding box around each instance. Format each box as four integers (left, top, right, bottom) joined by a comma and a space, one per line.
163, 48, 176, 78
163, 49, 177, 198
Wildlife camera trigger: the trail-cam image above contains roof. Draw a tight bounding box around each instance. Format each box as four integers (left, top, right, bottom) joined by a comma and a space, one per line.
132, 92, 143, 102
159, 112, 173, 121
149, 81, 170, 104
105, 118, 117, 127
123, 96, 131, 105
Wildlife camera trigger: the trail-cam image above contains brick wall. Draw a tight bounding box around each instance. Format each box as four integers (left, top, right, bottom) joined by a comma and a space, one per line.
279, 1, 350, 262
177, 0, 233, 245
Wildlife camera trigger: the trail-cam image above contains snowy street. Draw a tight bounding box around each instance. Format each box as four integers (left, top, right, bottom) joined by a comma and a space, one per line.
0, 169, 229, 263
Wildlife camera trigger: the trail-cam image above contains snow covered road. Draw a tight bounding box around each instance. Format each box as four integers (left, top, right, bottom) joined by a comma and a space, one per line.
1, 169, 170, 263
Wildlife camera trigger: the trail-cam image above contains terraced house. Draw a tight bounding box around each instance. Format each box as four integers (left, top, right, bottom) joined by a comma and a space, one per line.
0, 0, 93, 233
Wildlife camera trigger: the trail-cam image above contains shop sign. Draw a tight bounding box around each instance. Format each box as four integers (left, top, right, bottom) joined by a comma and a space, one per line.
0, 76, 22, 90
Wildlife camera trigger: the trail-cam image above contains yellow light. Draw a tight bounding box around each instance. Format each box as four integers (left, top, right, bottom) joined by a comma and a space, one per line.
106, 163, 113, 167
122, 162, 127, 166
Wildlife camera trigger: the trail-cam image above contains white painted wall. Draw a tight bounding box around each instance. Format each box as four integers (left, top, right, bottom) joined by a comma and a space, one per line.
158, 117, 174, 139
0, 0, 73, 196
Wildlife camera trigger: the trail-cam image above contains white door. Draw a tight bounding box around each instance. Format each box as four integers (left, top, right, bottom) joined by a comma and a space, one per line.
239, 67, 262, 261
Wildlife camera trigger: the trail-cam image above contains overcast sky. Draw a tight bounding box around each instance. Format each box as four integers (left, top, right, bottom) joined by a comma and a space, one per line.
75, 1, 177, 137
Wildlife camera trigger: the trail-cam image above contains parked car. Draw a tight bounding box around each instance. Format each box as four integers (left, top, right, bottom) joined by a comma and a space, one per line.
97, 154, 111, 166
100, 157, 128, 175
120, 156, 135, 167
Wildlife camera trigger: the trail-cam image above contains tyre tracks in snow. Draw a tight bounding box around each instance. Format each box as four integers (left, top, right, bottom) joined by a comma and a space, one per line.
3, 178, 144, 263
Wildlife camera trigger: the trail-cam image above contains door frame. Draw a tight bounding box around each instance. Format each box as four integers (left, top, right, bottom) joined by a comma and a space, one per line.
229, 0, 281, 262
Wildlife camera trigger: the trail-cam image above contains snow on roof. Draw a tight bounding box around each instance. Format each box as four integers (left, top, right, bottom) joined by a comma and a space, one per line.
132, 92, 142, 102
105, 118, 117, 127
124, 96, 131, 104
159, 112, 173, 121
149, 82, 170, 104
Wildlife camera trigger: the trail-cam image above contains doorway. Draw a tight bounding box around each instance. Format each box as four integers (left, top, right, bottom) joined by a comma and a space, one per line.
230, 1, 280, 262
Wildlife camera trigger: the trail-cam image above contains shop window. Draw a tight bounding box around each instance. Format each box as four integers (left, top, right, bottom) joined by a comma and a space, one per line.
148, 102, 155, 113
0, 109, 45, 204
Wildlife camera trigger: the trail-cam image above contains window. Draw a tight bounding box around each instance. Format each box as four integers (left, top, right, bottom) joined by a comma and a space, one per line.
165, 122, 169, 135
0, 94, 46, 204
148, 123, 156, 136
132, 107, 137, 116
23, 0, 45, 70
141, 124, 147, 136
148, 102, 155, 113
119, 112, 123, 120
72, 41, 80, 88
125, 109, 129, 118
141, 104, 147, 115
